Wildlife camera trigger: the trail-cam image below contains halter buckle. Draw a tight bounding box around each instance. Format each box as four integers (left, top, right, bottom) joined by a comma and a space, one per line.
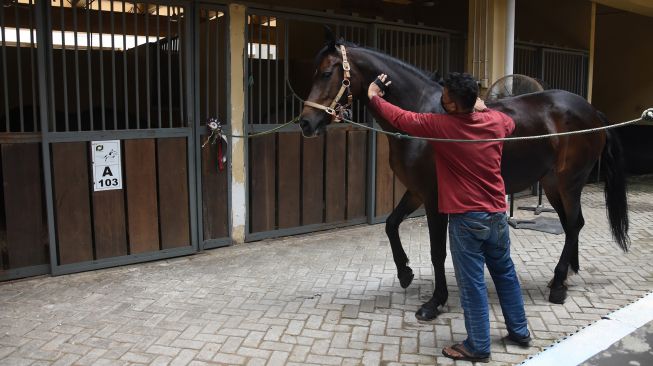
342, 61, 351, 71
325, 107, 336, 116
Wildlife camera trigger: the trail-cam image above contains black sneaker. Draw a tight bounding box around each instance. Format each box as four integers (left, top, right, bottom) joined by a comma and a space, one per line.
506, 331, 531, 347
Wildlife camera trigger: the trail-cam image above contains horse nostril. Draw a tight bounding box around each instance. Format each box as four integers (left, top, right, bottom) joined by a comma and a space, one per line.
299, 119, 309, 129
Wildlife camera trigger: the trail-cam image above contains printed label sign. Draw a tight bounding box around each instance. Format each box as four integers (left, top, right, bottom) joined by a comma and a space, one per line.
91, 140, 123, 191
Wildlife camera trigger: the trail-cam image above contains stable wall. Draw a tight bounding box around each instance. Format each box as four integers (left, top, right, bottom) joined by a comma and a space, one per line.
592, 5, 653, 175
245, 0, 468, 33
515, 0, 591, 49
592, 6, 653, 122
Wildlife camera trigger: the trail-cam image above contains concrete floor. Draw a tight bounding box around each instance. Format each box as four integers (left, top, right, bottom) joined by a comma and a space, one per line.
1, 176, 652, 365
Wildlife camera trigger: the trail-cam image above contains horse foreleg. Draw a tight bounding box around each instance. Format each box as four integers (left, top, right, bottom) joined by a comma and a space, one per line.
415, 204, 448, 321
386, 191, 422, 288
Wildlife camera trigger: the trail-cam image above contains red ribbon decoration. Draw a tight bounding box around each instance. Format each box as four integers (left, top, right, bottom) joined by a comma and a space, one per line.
217, 137, 224, 172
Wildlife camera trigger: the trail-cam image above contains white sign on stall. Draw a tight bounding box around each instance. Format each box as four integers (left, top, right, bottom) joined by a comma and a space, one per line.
91, 140, 123, 191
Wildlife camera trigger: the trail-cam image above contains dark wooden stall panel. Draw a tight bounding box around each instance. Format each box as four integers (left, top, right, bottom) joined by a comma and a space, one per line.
91, 141, 128, 260
346, 130, 367, 220
52, 142, 93, 264
93, 189, 128, 259
302, 135, 325, 226
375, 134, 394, 217
201, 134, 229, 241
325, 129, 347, 223
125, 139, 160, 254
250, 134, 276, 232
277, 133, 301, 229
1, 143, 48, 268
157, 138, 190, 249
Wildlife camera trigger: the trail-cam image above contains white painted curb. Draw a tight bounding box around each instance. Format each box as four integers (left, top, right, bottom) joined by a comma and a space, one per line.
521, 291, 653, 366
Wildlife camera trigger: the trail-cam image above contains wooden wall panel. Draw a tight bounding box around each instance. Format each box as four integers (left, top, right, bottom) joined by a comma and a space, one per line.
125, 139, 160, 254
2, 143, 47, 268
302, 135, 324, 225
157, 138, 190, 249
346, 130, 367, 220
325, 129, 346, 223
277, 133, 301, 229
375, 134, 394, 217
250, 134, 276, 232
93, 189, 127, 259
52, 142, 93, 264
201, 134, 229, 240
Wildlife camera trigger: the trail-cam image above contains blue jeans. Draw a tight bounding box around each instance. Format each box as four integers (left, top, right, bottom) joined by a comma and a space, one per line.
449, 212, 529, 356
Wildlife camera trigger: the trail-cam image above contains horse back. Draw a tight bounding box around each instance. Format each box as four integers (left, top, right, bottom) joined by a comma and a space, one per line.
488, 90, 602, 135
488, 90, 606, 193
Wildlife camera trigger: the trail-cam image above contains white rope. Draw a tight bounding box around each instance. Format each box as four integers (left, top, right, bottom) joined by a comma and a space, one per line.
342, 114, 646, 143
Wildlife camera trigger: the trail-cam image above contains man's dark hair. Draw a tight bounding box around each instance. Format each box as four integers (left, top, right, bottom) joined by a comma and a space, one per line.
444, 72, 479, 110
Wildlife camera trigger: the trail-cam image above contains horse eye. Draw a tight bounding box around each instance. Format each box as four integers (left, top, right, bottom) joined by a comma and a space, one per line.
321, 71, 333, 79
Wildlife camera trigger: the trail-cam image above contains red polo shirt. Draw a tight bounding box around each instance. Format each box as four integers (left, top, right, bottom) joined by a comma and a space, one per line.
369, 96, 515, 214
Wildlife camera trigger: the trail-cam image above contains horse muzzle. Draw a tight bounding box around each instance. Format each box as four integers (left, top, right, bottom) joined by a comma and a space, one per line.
299, 118, 326, 138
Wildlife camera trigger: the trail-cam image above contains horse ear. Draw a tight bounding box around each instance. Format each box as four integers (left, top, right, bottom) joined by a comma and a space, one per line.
431, 70, 445, 86
324, 26, 336, 49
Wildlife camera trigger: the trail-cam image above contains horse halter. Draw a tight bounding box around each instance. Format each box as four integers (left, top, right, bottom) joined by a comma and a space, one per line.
303, 44, 353, 123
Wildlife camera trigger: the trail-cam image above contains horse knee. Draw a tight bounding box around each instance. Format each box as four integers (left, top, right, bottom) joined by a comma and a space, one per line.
385, 214, 401, 236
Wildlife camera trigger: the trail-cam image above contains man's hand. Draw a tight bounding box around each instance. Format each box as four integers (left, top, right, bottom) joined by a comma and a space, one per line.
368, 73, 392, 100
474, 97, 487, 112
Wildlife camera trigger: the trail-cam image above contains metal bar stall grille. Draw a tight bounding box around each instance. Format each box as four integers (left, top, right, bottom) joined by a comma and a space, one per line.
41, 0, 196, 277
370, 25, 452, 223
0, 0, 49, 281
245, 10, 372, 241
242, 9, 465, 239
48, 1, 188, 132
542, 48, 588, 98
515, 42, 589, 97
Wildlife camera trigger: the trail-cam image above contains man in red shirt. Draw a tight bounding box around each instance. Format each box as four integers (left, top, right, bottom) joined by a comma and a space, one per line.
368, 72, 530, 363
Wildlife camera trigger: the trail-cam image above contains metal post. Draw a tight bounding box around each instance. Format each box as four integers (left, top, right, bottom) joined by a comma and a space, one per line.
193, 4, 203, 248
184, 2, 199, 252
366, 24, 377, 224
505, 0, 515, 76
36, 0, 57, 274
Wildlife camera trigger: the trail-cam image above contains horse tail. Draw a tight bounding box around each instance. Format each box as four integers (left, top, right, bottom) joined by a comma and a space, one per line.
598, 112, 630, 251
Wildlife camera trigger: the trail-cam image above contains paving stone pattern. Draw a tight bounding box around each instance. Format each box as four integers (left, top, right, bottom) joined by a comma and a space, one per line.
1, 176, 653, 365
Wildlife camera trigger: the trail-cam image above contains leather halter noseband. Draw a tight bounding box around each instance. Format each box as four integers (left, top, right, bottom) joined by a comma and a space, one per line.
303, 45, 353, 123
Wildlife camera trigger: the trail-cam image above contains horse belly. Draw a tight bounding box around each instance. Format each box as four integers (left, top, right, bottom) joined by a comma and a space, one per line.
389, 140, 436, 200
502, 141, 554, 193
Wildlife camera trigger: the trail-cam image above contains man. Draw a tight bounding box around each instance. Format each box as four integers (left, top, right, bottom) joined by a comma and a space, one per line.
367, 72, 531, 363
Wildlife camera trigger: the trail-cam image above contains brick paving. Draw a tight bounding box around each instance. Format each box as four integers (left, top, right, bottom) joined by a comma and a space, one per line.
1, 176, 652, 366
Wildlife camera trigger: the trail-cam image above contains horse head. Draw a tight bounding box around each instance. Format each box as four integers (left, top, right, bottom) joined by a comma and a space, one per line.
299, 29, 368, 137
299, 29, 444, 137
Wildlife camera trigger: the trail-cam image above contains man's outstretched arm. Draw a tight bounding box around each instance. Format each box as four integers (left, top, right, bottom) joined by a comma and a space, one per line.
367, 74, 443, 138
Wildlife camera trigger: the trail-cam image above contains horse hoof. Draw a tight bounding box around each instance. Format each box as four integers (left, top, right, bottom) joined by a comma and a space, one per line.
398, 268, 414, 289
549, 285, 568, 304
415, 304, 440, 321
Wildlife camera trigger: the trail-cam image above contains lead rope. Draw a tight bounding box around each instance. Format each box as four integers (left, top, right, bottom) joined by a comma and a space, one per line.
340, 108, 653, 143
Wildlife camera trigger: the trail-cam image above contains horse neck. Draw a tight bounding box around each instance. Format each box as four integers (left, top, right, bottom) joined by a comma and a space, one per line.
349, 47, 443, 130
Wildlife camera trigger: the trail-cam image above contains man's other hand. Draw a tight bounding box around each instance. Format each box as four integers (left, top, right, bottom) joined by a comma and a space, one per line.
474, 97, 487, 112
368, 74, 392, 99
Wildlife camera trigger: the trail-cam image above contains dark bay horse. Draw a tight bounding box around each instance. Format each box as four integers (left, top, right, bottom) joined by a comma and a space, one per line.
299, 37, 629, 321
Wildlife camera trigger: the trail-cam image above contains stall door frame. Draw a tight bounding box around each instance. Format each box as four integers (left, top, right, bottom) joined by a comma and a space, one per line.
36, 0, 199, 276
193, 2, 232, 250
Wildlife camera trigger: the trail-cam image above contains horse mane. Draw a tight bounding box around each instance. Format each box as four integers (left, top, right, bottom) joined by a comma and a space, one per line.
315, 40, 440, 88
